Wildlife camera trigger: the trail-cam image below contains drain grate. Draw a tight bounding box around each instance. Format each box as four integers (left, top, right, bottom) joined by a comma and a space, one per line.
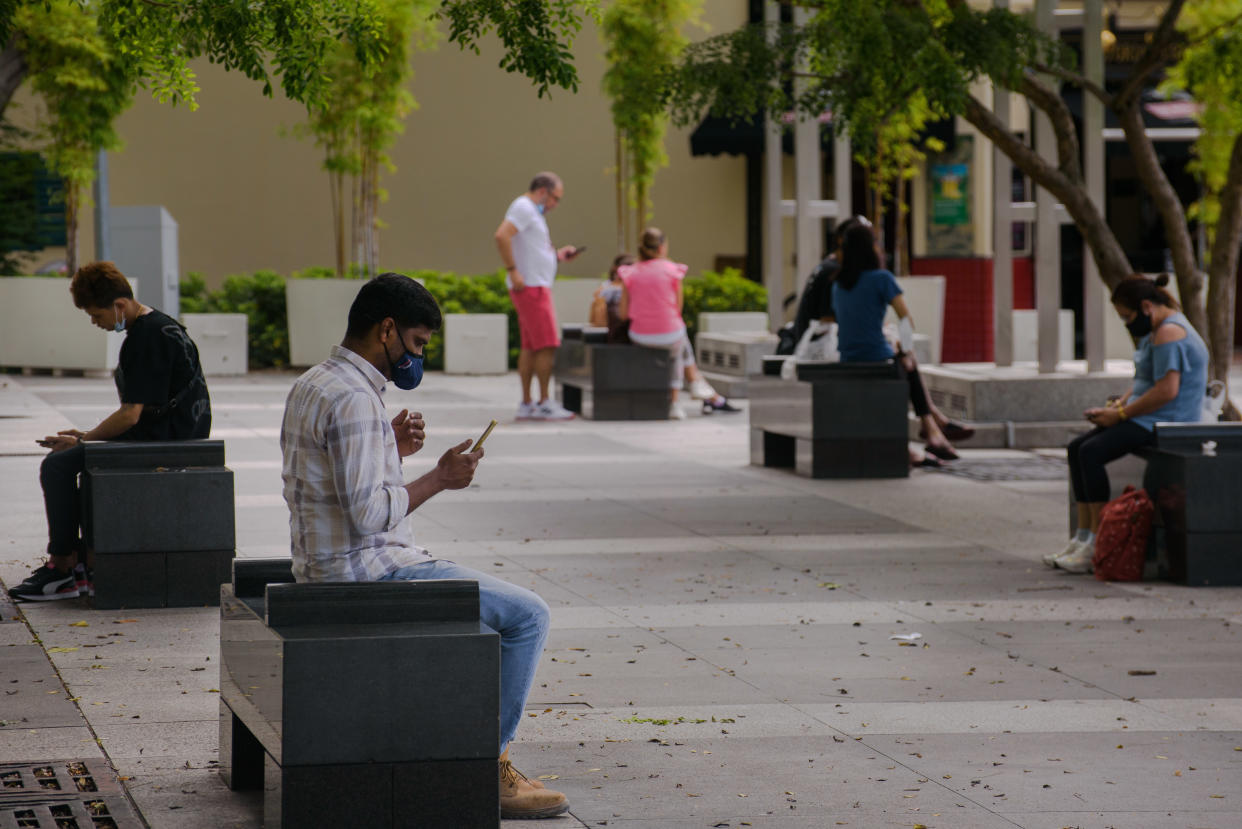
932, 455, 1068, 482
0, 760, 141, 829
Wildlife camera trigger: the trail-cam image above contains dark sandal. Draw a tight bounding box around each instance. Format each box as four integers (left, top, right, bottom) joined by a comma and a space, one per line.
919, 421, 975, 442
925, 442, 959, 461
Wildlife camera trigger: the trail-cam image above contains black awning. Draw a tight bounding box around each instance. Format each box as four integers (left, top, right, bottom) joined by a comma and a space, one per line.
689, 113, 955, 158
1061, 87, 1200, 131
689, 113, 837, 158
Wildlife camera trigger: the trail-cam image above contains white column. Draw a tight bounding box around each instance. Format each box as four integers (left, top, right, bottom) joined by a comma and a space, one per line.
793, 6, 823, 300
834, 131, 852, 221
1082, 0, 1106, 372
1034, 0, 1060, 374
992, 84, 1014, 366
764, 1, 784, 330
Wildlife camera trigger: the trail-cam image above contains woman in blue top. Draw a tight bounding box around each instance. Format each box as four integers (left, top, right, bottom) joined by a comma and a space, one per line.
833, 221, 963, 462
1049, 273, 1208, 574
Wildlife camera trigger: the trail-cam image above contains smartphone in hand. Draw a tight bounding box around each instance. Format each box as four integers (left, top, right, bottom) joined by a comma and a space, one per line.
469, 420, 497, 453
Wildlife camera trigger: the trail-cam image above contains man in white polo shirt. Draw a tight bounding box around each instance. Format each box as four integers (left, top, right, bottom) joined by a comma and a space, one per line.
493, 171, 582, 421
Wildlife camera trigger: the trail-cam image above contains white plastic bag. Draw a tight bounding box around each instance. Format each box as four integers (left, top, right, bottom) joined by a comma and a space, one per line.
1202, 380, 1226, 422
781, 321, 839, 379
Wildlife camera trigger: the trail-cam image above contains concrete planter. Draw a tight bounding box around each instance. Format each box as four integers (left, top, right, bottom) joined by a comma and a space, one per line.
0, 277, 135, 371
551, 278, 600, 326
182, 313, 248, 376
698, 312, 770, 334
444, 313, 508, 375
1013, 309, 1075, 363
285, 279, 365, 367
886, 276, 946, 365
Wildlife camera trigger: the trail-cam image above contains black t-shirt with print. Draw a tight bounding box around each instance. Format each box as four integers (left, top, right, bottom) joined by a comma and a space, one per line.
113, 309, 212, 441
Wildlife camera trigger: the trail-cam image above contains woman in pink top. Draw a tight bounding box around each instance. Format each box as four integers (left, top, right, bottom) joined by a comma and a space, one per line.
618, 228, 740, 419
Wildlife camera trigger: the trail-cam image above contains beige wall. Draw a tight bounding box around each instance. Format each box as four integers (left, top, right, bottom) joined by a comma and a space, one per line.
54, 3, 750, 288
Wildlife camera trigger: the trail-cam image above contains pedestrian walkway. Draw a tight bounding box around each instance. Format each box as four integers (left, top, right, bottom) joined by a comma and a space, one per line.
2, 370, 1240, 829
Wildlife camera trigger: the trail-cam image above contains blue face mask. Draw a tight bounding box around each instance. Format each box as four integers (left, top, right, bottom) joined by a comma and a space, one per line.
386, 335, 424, 390
114, 306, 126, 333
536, 202, 545, 215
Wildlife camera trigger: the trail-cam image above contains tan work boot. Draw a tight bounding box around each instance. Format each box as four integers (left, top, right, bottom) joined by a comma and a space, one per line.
499, 748, 569, 819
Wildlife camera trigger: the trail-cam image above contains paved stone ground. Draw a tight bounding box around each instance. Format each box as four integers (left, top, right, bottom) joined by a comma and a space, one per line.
2, 370, 1240, 829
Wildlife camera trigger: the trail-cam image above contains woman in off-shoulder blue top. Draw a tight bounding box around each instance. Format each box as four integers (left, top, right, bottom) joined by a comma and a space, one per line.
1049, 274, 1208, 574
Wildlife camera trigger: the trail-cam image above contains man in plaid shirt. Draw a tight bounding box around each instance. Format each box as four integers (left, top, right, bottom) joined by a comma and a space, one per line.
280, 274, 569, 820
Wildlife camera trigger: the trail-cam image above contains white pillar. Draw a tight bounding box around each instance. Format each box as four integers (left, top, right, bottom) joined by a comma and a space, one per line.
1034, 0, 1060, 374
834, 131, 852, 221
992, 83, 1014, 366
793, 6, 823, 300
764, 1, 784, 330
1083, 0, 1106, 372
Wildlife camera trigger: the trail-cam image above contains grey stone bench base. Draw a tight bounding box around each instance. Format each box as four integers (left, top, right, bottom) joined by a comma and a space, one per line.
555, 337, 671, 420
1068, 423, 1242, 586
748, 361, 909, 479
219, 559, 501, 828
751, 427, 909, 479
221, 715, 496, 828
91, 549, 234, 610
82, 441, 235, 609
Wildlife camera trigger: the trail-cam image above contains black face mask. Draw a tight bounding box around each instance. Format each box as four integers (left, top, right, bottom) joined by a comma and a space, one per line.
1125, 311, 1153, 338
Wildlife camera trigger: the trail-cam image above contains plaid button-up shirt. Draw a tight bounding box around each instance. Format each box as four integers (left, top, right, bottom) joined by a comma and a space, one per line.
281, 345, 430, 582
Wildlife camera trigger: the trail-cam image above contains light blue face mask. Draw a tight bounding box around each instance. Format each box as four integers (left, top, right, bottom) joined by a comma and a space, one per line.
536, 202, 545, 215
114, 306, 126, 333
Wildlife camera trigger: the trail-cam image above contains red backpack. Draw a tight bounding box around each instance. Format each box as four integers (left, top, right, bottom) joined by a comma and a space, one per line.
1092, 485, 1154, 582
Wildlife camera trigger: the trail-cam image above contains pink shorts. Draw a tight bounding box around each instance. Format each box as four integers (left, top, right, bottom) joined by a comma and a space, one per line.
509, 286, 561, 351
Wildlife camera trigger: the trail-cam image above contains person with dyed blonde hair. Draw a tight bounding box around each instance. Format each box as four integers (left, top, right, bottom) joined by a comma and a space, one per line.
617, 228, 740, 419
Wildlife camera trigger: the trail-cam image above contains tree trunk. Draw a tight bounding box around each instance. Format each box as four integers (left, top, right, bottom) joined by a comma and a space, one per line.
635, 174, 647, 238
331, 168, 345, 277
366, 152, 379, 275
894, 177, 908, 276
963, 94, 1134, 289
64, 183, 78, 276
1206, 132, 1242, 420
615, 130, 625, 253
0, 38, 26, 122
1115, 100, 1209, 339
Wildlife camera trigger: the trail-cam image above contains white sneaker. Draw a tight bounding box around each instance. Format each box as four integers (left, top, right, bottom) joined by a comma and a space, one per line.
688, 378, 715, 401
1058, 542, 1094, 574
669, 402, 686, 420
533, 399, 575, 421
516, 401, 537, 421
1042, 538, 1083, 568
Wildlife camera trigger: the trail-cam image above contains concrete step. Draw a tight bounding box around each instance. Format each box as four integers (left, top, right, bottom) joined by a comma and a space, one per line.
907, 415, 1095, 449
700, 370, 750, 399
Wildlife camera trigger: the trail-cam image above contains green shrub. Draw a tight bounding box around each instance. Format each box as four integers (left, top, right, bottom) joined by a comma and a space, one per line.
681, 268, 767, 344
178, 266, 765, 373
415, 269, 518, 370
181, 270, 289, 369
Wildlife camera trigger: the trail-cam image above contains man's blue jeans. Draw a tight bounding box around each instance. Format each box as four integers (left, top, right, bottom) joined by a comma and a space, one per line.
380, 560, 550, 754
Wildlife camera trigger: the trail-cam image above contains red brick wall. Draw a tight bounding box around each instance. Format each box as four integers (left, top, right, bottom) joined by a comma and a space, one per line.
909, 257, 1035, 363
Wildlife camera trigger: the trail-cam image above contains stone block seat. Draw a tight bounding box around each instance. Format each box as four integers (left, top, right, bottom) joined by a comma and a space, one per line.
1068, 422, 1242, 586
1144, 423, 1242, 585
218, 558, 501, 828
81, 440, 235, 609
554, 326, 670, 420
749, 357, 909, 479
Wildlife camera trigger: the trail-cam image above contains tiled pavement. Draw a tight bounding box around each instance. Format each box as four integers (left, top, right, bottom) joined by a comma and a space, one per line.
2, 370, 1240, 829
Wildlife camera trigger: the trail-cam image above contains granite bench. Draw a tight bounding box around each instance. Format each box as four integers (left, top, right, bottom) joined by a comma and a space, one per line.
554, 326, 671, 420
1068, 422, 1242, 585
749, 357, 909, 478
218, 558, 501, 827
81, 440, 235, 609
